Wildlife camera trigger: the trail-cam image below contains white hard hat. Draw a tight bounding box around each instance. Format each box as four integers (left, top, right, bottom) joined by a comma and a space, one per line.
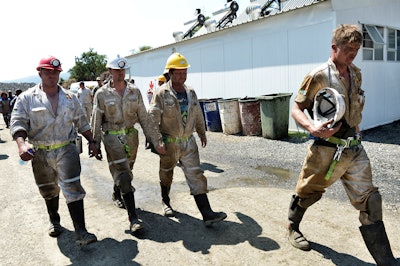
313, 87, 345, 128
106, 55, 129, 69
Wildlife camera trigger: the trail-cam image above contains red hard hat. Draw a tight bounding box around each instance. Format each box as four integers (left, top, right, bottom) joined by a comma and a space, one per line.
36, 56, 63, 71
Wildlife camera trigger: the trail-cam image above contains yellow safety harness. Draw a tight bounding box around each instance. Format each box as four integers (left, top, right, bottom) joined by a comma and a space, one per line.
35, 141, 73, 151
106, 127, 138, 157
324, 136, 360, 180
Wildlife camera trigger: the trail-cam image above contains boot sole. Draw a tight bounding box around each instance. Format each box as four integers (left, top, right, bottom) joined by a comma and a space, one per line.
48, 224, 63, 237
204, 213, 227, 227
288, 229, 310, 251
112, 199, 125, 209
130, 219, 144, 233
130, 224, 143, 233
76, 236, 97, 246
163, 206, 175, 217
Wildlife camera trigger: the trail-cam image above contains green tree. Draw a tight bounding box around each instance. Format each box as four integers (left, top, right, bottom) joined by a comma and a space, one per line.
69, 48, 107, 81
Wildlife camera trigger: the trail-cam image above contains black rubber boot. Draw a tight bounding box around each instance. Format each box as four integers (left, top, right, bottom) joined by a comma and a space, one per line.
67, 200, 97, 246
161, 184, 174, 217
360, 221, 399, 266
194, 193, 227, 227
112, 185, 125, 209
122, 191, 143, 233
45, 196, 62, 237
288, 195, 310, 251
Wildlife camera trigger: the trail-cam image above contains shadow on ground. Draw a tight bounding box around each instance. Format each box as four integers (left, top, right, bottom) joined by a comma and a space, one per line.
311, 242, 374, 266
134, 210, 279, 255
56, 228, 139, 266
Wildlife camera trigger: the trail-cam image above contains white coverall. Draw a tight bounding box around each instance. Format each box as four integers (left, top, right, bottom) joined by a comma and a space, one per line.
10, 85, 90, 203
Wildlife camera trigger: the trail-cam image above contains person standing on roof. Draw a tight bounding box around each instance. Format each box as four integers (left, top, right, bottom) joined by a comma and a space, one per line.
91, 55, 156, 233
286, 24, 398, 265
10, 55, 101, 246
148, 53, 227, 226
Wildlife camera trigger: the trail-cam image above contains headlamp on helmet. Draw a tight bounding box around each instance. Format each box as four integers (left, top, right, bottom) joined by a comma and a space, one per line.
36, 56, 63, 72
106, 55, 129, 69
313, 87, 345, 128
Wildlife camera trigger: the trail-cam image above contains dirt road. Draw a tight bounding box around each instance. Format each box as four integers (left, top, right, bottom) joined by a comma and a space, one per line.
0, 125, 398, 266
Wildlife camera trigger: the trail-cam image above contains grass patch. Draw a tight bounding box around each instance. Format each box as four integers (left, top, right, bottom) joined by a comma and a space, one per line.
288, 131, 309, 140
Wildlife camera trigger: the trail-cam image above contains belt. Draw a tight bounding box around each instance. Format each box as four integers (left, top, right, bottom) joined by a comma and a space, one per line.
323, 136, 360, 148
163, 135, 192, 143
106, 127, 138, 135
35, 141, 72, 151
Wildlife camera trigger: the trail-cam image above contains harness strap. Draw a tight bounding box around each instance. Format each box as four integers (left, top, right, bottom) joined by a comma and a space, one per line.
106, 127, 138, 135
35, 141, 73, 151
323, 135, 361, 181
324, 136, 360, 148
163, 135, 193, 143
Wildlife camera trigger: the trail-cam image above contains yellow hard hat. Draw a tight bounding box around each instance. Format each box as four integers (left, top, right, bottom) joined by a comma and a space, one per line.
157, 75, 167, 83
165, 53, 190, 70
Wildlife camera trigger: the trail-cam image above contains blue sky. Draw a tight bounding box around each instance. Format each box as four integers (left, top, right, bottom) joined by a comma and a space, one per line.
0, 0, 248, 81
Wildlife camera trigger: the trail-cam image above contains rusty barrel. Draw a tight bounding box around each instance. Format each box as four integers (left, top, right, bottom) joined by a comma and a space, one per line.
238, 97, 261, 136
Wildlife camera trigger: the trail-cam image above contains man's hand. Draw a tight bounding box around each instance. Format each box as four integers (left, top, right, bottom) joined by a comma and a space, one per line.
156, 144, 166, 155
89, 143, 102, 160
19, 145, 35, 161
15, 135, 34, 161
311, 119, 342, 139
200, 136, 207, 148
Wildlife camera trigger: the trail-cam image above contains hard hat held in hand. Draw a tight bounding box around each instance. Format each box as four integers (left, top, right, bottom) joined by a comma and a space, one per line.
313, 87, 345, 128
165, 53, 190, 70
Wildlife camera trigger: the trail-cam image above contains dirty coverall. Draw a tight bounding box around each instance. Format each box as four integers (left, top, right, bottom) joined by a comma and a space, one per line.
148, 82, 208, 195
91, 81, 154, 194
295, 58, 381, 225
10, 85, 89, 203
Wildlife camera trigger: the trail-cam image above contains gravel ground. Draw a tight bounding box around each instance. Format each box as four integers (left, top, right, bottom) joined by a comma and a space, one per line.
0, 118, 399, 265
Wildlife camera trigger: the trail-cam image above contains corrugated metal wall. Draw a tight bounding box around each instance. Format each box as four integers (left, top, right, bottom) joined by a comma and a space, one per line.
127, 0, 400, 132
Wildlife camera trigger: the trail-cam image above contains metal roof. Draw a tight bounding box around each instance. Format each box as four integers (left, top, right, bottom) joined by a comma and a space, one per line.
130, 0, 327, 54
280, 0, 325, 12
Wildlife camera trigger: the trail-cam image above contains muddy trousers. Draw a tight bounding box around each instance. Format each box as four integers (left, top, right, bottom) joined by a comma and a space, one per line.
360, 221, 398, 266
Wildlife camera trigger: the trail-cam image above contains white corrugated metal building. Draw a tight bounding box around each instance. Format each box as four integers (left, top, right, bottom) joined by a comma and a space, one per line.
126, 0, 400, 132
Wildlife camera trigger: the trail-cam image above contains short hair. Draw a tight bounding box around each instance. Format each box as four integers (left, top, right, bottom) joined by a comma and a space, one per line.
332, 24, 362, 46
